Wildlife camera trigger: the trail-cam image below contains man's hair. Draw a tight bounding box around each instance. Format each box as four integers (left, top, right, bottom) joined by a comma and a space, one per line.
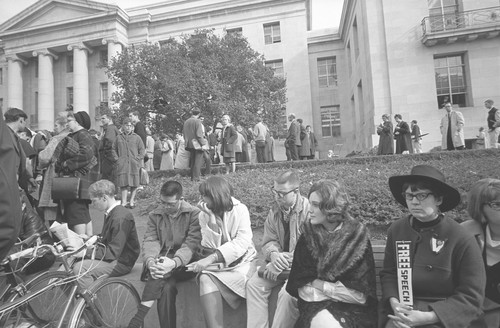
191, 108, 201, 116
394, 114, 402, 120
55, 115, 68, 126
130, 111, 140, 117
101, 113, 115, 121
443, 102, 452, 106
160, 180, 183, 199
485, 99, 494, 105
306, 125, 311, 129
297, 118, 303, 124
288, 113, 296, 119
257, 117, 263, 122
222, 114, 231, 122
274, 171, 300, 188
89, 180, 116, 198
122, 117, 133, 126
89, 129, 98, 136
4, 108, 27, 123
411, 120, 417, 124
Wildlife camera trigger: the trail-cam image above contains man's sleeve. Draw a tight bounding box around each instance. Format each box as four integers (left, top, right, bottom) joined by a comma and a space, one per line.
0, 116, 22, 261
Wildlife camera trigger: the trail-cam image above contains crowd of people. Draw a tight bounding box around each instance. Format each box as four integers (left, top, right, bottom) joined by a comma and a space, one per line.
1, 103, 500, 328
377, 99, 500, 155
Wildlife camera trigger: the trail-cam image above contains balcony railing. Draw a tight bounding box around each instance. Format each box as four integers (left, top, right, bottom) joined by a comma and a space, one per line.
422, 6, 500, 36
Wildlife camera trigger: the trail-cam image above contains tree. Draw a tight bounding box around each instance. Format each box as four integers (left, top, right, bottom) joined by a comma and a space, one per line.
105, 29, 287, 135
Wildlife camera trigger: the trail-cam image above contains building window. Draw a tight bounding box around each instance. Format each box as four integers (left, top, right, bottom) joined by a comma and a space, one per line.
226, 27, 243, 36
100, 50, 108, 66
321, 105, 341, 137
67, 87, 73, 106
100, 82, 109, 105
317, 57, 336, 87
264, 22, 281, 44
67, 54, 73, 73
265, 59, 284, 78
0, 68, 3, 85
434, 54, 467, 107
428, 0, 459, 32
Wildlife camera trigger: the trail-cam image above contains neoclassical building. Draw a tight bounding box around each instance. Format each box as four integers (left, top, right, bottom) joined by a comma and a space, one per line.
0, 0, 499, 156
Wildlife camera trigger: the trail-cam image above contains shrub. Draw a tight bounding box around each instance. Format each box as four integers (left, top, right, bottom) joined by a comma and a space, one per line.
137, 149, 500, 228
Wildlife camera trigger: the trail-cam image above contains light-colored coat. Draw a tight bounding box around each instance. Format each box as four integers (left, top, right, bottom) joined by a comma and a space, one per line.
261, 194, 310, 262
440, 110, 465, 149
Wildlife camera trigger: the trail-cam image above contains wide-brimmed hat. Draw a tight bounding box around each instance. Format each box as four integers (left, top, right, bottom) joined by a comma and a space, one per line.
388, 165, 460, 212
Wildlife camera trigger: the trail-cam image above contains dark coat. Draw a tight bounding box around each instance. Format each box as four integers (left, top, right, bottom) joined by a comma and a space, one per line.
99, 124, 120, 179
88, 205, 140, 276
221, 124, 238, 158
379, 215, 486, 328
183, 116, 207, 150
7, 127, 32, 193
394, 121, 413, 154
112, 132, 145, 188
133, 121, 147, 148
0, 116, 22, 261
287, 120, 300, 146
377, 121, 394, 155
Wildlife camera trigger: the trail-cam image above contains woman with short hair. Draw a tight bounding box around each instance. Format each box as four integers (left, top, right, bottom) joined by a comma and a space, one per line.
463, 179, 500, 326
286, 180, 378, 328
379, 165, 486, 328
187, 176, 256, 328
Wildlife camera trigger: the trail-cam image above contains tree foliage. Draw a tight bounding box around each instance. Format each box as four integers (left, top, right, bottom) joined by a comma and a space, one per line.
106, 29, 287, 134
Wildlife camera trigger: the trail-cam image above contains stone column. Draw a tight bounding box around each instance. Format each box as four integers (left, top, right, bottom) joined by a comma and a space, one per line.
33, 50, 58, 130
6, 55, 27, 109
102, 39, 123, 109
68, 43, 92, 113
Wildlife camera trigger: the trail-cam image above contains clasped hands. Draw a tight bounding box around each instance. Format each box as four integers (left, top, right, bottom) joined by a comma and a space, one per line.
148, 257, 176, 279
263, 252, 292, 281
388, 297, 438, 328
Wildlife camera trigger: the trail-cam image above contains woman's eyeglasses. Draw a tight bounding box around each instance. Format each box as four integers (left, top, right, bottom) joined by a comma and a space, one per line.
271, 187, 297, 198
402, 192, 433, 202
485, 201, 500, 211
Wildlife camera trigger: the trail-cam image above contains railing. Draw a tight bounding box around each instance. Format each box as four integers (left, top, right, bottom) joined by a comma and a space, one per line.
422, 6, 500, 35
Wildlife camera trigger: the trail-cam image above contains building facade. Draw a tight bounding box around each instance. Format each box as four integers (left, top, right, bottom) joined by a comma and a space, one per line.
0, 0, 498, 156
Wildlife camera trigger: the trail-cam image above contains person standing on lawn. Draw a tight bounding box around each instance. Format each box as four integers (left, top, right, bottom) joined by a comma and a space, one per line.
127, 180, 201, 328
440, 102, 465, 150
182, 108, 207, 181
485, 99, 500, 148
73, 179, 139, 288
246, 171, 310, 328
99, 114, 120, 182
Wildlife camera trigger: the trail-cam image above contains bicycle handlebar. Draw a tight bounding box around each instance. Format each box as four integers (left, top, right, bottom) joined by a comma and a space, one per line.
7, 235, 100, 262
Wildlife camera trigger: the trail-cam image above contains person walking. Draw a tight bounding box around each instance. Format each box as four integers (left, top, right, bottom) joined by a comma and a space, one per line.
410, 120, 423, 154
182, 108, 207, 181
377, 114, 394, 155
485, 99, 500, 149
440, 102, 465, 150
111, 118, 145, 209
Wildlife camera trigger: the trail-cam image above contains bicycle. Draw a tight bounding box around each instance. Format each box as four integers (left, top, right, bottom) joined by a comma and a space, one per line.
0, 235, 141, 328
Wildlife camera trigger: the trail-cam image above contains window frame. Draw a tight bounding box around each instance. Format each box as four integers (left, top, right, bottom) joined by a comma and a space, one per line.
264, 22, 281, 44
434, 53, 468, 108
100, 82, 109, 105
320, 105, 341, 137
265, 59, 284, 78
67, 54, 73, 73
317, 57, 337, 87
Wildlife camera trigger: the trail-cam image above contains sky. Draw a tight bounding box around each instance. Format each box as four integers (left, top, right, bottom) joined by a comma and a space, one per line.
0, 0, 343, 29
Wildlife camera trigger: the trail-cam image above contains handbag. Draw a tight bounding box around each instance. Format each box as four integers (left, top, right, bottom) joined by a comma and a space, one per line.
51, 176, 81, 200
139, 167, 149, 186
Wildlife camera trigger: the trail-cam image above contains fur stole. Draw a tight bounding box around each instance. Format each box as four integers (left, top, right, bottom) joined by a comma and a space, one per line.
303, 215, 369, 282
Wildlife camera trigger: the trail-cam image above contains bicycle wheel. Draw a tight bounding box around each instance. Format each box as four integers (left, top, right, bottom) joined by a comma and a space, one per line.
68, 277, 140, 328
5, 270, 74, 328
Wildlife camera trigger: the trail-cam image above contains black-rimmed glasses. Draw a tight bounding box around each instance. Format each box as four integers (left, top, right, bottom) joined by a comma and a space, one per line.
402, 192, 434, 202
271, 187, 298, 198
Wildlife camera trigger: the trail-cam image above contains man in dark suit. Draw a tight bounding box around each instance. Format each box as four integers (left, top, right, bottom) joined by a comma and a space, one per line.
99, 114, 120, 181
4, 108, 37, 194
0, 112, 22, 261
286, 113, 300, 161
182, 108, 207, 181
129, 111, 147, 148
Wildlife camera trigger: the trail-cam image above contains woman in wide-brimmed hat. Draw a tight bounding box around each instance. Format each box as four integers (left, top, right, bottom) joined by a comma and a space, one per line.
379, 165, 486, 328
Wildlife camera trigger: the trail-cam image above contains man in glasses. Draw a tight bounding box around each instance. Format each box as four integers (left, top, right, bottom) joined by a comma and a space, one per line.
128, 180, 202, 328
246, 171, 310, 328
